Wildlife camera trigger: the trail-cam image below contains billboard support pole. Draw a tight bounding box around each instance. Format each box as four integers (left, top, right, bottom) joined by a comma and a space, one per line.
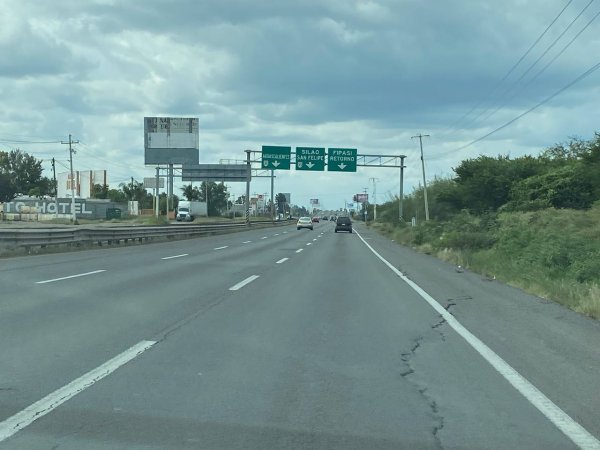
155, 167, 160, 218
168, 163, 173, 220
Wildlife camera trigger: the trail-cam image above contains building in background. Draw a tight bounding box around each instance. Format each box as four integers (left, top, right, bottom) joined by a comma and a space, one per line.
57, 170, 108, 198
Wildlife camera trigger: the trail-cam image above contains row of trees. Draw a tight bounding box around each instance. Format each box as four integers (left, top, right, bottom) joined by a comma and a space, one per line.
0, 150, 304, 219
0, 150, 55, 202
375, 132, 600, 223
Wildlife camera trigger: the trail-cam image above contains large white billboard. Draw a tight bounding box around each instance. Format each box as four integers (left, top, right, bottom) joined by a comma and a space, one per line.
144, 117, 199, 165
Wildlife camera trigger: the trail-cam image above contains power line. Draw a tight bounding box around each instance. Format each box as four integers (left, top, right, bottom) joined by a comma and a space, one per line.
443, 59, 600, 154
478, 0, 597, 124
523, 7, 600, 90
441, 0, 574, 135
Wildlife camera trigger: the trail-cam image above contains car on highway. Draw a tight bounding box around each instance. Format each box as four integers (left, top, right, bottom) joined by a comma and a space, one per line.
335, 216, 352, 233
311, 216, 320, 223
297, 216, 313, 230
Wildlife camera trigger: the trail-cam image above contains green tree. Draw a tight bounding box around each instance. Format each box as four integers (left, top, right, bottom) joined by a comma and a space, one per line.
275, 193, 287, 214
92, 184, 109, 199
452, 155, 545, 213
181, 183, 202, 201
198, 181, 229, 216
107, 188, 127, 203
0, 149, 51, 201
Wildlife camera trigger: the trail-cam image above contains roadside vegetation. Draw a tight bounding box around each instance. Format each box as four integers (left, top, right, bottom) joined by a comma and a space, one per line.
368, 133, 600, 319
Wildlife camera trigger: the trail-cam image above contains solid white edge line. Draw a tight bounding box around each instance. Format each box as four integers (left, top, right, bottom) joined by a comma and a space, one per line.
0, 340, 156, 442
354, 230, 600, 450
214, 246, 228, 250
296, 249, 303, 253
276, 258, 288, 264
229, 275, 260, 291
161, 254, 189, 260
36, 270, 106, 284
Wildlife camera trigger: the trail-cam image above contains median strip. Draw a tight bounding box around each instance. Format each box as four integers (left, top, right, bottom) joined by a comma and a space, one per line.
36, 270, 106, 284
229, 275, 260, 291
0, 340, 156, 442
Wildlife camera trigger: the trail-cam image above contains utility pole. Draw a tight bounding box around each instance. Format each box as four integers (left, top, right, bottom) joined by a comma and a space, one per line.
51, 157, 58, 217
61, 134, 79, 224
363, 187, 368, 222
369, 177, 379, 221
412, 133, 430, 221
245, 150, 251, 226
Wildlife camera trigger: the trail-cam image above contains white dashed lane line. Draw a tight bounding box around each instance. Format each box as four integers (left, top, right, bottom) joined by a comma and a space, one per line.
306, 243, 312, 246
214, 246, 228, 250
242, 241, 252, 244
0, 340, 156, 442
161, 254, 188, 260
296, 249, 303, 253
276, 258, 289, 264
229, 275, 260, 291
36, 270, 106, 284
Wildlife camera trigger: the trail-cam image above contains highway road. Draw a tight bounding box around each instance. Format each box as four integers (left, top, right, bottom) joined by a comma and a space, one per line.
1, 221, 599, 449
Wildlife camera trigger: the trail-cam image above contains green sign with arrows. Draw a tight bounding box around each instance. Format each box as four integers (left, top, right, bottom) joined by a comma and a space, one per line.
296, 147, 325, 171
262, 146, 291, 170
327, 148, 357, 172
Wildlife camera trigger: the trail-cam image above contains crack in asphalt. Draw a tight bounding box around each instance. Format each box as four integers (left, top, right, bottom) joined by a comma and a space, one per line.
399, 335, 445, 449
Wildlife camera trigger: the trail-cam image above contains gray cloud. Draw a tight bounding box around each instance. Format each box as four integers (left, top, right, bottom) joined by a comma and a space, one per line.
1, 0, 599, 208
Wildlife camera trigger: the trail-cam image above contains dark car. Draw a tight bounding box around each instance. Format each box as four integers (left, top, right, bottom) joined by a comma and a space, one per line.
335, 216, 352, 233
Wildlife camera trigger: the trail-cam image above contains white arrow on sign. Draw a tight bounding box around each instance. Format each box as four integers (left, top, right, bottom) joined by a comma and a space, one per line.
338, 163, 347, 170
272, 161, 280, 168
306, 162, 314, 169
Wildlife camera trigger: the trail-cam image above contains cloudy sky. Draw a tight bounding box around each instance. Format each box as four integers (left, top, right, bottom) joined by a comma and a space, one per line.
1, 0, 599, 211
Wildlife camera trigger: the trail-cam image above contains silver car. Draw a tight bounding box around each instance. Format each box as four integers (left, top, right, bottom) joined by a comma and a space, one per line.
296, 216, 313, 230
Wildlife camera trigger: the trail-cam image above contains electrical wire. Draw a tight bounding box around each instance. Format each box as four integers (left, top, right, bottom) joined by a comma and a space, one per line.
478, 0, 596, 124
438, 59, 600, 155
440, 0, 574, 135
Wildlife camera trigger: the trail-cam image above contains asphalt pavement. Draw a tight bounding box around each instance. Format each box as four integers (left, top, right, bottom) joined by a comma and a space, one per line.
0, 221, 598, 449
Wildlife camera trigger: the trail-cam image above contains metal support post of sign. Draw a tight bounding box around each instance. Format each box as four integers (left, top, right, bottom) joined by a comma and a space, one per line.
270, 169, 274, 222
399, 156, 406, 222
245, 150, 251, 226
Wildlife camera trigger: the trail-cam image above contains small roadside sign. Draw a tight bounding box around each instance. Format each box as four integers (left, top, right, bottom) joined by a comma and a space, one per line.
296, 147, 325, 171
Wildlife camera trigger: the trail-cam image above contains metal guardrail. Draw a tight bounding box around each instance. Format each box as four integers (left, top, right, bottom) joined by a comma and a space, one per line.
0, 220, 289, 254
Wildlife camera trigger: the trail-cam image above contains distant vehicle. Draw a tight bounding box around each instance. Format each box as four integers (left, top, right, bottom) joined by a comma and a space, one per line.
312, 217, 320, 223
335, 216, 352, 233
297, 217, 313, 230
176, 201, 206, 222
322, 216, 329, 220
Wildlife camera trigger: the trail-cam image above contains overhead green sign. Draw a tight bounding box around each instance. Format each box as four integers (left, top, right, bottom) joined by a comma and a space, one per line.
296, 147, 325, 171
262, 146, 291, 170
327, 148, 357, 172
